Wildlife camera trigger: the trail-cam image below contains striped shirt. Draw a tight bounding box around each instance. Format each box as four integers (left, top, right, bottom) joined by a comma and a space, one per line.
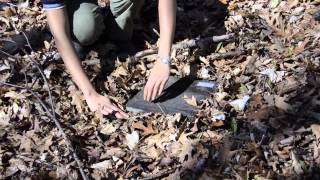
42, 0, 65, 10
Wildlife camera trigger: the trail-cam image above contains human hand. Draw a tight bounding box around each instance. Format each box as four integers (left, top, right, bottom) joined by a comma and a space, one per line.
85, 92, 128, 119
144, 60, 170, 102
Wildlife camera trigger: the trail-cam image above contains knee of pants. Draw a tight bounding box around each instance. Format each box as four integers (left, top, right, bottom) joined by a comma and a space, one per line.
72, 3, 105, 45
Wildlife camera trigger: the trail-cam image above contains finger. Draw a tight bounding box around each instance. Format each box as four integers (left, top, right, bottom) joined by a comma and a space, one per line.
110, 105, 129, 119
146, 81, 155, 102
158, 79, 167, 96
143, 84, 148, 101
151, 80, 162, 101
144, 82, 151, 101
101, 106, 113, 116
144, 79, 151, 101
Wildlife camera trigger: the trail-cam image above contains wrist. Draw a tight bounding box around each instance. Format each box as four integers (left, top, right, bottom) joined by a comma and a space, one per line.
82, 88, 98, 98
157, 54, 171, 65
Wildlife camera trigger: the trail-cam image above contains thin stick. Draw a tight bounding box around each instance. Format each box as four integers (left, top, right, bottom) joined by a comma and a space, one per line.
2, 33, 89, 179
208, 51, 245, 60
172, 33, 235, 49
133, 33, 236, 59
0, 82, 89, 180
141, 167, 178, 180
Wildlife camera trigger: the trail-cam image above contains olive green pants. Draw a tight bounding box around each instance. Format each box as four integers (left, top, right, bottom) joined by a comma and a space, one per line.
67, 0, 144, 45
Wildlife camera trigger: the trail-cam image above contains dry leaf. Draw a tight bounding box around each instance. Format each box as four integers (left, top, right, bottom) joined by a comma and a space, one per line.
132, 121, 158, 136
100, 123, 117, 135
125, 131, 139, 150
91, 160, 113, 170
112, 65, 128, 77
230, 95, 250, 111
311, 124, 320, 140
183, 95, 198, 107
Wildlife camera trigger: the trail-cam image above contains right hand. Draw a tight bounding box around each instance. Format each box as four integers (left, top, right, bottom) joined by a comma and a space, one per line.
84, 92, 128, 119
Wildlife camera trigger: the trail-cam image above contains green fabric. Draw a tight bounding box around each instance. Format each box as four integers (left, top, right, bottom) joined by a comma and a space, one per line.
107, 0, 145, 41
67, 0, 144, 45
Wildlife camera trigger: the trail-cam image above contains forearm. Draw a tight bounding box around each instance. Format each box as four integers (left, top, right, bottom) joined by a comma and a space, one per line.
158, 0, 176, 57
46, 8, 95, 96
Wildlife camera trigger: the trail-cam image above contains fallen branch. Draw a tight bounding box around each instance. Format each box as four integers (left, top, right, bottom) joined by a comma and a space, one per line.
141, 167, 178, 180
134, 49, 158, 59
172, 33, 235, 50
208, 51, 245, 60
133, 33, 236, 59
2, 35, 89, 180
0, 81, 89, 180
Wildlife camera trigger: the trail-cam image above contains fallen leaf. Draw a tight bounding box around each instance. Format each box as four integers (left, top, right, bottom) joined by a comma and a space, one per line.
270, 0, 281, 8
260, 68, 285, 83
230, 95, 250, 111
125, 131, 139, 150
291, 151, 304, 174
100, 123, 117, 135
91, 160, 113, 170
132, 121, 158, 136
183, 95, 198, 107
311, 124, 320, 140
112, 65, 128, 77
274, 95, 292, 112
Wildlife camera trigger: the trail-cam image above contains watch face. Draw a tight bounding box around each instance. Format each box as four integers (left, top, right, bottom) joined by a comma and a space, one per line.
160, 56, 171, 64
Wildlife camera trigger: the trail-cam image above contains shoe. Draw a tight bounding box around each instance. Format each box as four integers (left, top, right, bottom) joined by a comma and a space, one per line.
72, 40, 86, 60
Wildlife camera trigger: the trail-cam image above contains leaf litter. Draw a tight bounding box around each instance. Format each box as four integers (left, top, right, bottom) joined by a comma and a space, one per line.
0, 0, 320, 179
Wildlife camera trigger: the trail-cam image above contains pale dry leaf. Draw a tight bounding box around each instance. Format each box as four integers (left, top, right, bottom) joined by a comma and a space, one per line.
69, 86, 84, 113
311, 124, 320, 140
0, 111, 10, 127
215, 92, 228, 102
4, 91, 27, 99
291, 151, 304, 174
211, 109, 226, 121
274, 95, 292, 112
229, 95, 250, 111
91, 160, 113, 170
260, 68, 285, 83
100, 123, 117, 135
112, 65, 128, 77
183, 95, 198, 107
125, 131, 139, 150
270, 0, 281, 8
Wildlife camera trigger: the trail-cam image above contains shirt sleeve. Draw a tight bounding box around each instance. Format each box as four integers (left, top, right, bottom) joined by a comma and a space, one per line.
42, 0, 65, 10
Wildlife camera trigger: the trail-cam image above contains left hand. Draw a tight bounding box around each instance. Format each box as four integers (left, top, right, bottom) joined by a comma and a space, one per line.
144, 60, 170, 101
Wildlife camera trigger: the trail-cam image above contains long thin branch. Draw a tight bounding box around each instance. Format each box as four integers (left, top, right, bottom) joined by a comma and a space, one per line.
208, 51, 245, 60
3, 32, 89, 180
133, 33, 236, 59
0, 82, 89, 180
172, 33, 235, 49
141, 167, 178, 180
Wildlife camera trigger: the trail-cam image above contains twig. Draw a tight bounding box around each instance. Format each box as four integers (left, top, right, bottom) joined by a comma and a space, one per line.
208, 51, 245, 60
140, 167, 178, 180
0, 82, 89, 180
2, 32, 89, 180
172, 33, 235, 50
133, 33, 236, 59
134, 49, 158, 59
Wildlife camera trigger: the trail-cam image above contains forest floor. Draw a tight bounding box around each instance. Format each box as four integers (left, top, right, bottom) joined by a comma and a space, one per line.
1, 0, 320, 179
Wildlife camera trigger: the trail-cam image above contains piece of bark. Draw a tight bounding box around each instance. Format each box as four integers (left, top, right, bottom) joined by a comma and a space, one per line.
126, 76, 216, 116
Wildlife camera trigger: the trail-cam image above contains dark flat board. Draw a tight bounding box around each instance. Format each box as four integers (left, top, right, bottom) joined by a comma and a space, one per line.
126, 76, 217, 116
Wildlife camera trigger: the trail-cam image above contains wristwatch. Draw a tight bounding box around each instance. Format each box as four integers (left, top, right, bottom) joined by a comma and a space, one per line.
158, 55, 171, 65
